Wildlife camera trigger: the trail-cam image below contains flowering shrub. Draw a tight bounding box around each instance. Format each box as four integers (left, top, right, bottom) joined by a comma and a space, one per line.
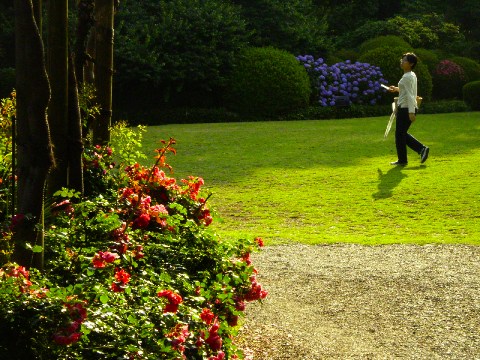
297, 55, 387, 106
0, 135, 267, 358
0, 92, 15, 264
432, 60, 467, 99
0, 91, 14, 222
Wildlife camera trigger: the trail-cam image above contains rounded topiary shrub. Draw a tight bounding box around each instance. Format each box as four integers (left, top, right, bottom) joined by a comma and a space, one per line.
414, 48, 439, 73
463, 80, 480, 110
359, 47, 433, 101
226, 47, 311, 118
449, 56, 480, 83
432, 60, 467, 99
358, 35, 412, 55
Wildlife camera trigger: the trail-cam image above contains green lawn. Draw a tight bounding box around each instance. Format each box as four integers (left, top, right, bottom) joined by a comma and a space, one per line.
142, 112, 480, 245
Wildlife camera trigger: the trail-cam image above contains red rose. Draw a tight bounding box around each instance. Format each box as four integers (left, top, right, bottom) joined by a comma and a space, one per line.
132, 213, 150, 229
101, 251, 119, 263
200, 308, 215, 325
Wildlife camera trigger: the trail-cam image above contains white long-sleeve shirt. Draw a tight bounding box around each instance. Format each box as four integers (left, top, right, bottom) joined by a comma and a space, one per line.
397, 71, 417, 113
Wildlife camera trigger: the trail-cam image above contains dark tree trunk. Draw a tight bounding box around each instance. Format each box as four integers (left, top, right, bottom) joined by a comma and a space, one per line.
75, 0, 95, 85
46, 0, 69, 196
68, 54, 84, 195
13, 0, 54, 269
32, 0, 41, 31
93, 0, 114, 145
84, 30, 96, 84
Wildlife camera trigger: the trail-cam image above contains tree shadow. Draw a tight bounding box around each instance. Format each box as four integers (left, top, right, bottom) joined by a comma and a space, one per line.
372, 166, 408, 199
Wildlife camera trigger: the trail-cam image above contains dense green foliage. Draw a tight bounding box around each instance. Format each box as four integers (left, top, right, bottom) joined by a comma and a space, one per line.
358, 36, 412, 55
114, 0, 248, 110
227, 47, 311, 118
284, 100, 468, 121
413, 48, 440, 72
358, 47, 433, 101
463, 81, 480, 110
0, 117, 267, 358
449, 56, 480, 83
232, 0, 330, 55
1, 0, 479, 121
0, 92, 14, 228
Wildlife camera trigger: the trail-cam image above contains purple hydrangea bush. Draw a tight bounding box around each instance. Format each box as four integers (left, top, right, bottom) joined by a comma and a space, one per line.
297, 55, 388, 106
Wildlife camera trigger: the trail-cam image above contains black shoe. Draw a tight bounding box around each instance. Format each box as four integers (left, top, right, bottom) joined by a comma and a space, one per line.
420, 146, 429, 163
390, 161, 408, 166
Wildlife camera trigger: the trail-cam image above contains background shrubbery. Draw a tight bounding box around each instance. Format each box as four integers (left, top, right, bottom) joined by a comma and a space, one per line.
432, 60, 467, 99
463, 81, 480, 110
358, 45, 433, 101
226, 47, 311, 119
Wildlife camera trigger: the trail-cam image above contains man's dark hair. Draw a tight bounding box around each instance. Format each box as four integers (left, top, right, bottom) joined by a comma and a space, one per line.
403, 52, 418, 69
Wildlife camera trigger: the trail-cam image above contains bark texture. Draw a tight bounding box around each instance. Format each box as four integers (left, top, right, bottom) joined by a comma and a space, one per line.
13, 0, 54, 268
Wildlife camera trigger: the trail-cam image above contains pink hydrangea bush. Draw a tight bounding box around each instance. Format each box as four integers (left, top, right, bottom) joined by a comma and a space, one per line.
432, 59, 467, 99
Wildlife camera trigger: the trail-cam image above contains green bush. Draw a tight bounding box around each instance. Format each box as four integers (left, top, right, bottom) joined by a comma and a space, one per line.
336, 20, 393, 49
114, 0, 249, 109
463, 81, 480, 110
283, 100, 468, 121
358, 35, 412, 55
115, 107, 241, 126
449, 56, 480, 83
333, 49, 360, 63
359, 47, 433, 101
234, 0, 331, 55
414, 48, 439, 73
419, 99, 468, 114
227, 47, 311, 118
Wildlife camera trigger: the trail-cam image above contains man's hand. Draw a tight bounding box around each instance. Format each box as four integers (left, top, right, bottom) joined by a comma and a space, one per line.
388, 86, 399, 93
409, 113, 416, 122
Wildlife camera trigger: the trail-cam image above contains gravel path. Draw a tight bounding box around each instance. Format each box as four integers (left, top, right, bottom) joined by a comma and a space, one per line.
237, 244, 480, 359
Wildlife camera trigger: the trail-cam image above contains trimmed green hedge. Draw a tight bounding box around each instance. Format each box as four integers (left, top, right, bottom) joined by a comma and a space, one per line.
359, 35, 412, 55
449, 56, 480, 83
463, 81, 480, 110
116, 101, 470, 126
226, 47, 311, 118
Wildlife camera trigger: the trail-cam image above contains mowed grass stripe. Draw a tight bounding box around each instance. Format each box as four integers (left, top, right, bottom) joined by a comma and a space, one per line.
142, 112, 480, 245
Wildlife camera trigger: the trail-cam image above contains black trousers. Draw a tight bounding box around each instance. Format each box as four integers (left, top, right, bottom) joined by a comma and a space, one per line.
395, 108, 424, 163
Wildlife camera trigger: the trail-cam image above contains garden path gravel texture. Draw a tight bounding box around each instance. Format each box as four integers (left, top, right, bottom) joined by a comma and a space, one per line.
237, 244, 480, 359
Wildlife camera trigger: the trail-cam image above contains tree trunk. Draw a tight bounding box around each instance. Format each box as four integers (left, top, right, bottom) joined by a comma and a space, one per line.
68, 54, 84, 195
84, 29, 96, 85
93, 0, 114, 145
46, 0, 69, 196
13, 0, 54, 269
75, 0, 95, 85
32, 0, 41, 32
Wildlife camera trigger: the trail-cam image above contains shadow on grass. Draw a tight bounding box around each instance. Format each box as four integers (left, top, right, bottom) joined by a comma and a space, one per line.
373, 165, 427, 199
373, 166, 407, 199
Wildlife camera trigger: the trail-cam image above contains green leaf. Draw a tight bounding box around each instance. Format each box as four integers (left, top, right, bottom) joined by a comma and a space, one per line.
100, 294, 109, 304
31, 245, 43, 253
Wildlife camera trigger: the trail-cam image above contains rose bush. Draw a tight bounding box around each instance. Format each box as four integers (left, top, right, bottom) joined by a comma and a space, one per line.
0, 114, 267, 358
